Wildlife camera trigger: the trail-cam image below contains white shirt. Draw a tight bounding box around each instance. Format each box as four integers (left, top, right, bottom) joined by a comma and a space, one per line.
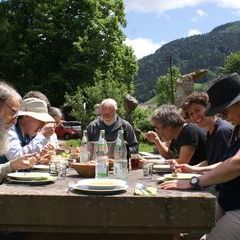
5, 125, 49, 161
48, 133, 59, 149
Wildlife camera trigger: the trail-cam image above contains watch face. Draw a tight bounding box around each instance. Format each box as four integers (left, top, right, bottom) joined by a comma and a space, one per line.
191, 177, 198, 185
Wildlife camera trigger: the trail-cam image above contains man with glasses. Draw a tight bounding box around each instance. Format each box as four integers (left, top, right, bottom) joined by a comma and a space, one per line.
0, 81, 36, 180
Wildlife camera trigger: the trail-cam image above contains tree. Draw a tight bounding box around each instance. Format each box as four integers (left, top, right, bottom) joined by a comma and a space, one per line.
156, 66, 181, 105
65, 69, 129, 125
0, 0, 137, 106
223, 51, 240, 74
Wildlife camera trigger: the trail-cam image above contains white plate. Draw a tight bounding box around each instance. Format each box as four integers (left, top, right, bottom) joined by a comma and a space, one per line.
70, 182, 128, 194
7, 176, 57, 184
139, 152, 165, 159
163, 173, 201, 180
7, 172, 50, 180
32, 165, 49, 171
77, 179, 127, 190
153, 165, 171, 173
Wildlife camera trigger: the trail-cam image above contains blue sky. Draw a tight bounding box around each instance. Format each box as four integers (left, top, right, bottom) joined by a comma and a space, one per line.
124, 0, 240, 59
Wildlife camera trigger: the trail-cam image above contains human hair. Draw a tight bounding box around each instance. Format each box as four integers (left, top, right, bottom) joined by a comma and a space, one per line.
181, 92, 209, 114
23, 91, 51, 110
100, 98, 118, 110
49, 107, 63, 119
0, 81, 22, 103
150, 104, 185, 128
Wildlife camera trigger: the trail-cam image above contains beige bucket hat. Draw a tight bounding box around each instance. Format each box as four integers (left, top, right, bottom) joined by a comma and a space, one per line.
18, 98, 55, 122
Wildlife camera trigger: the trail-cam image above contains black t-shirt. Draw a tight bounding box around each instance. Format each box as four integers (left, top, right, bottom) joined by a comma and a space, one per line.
218, 125, 240, 211
169, 123, 207, 165
206, 118, 233, 165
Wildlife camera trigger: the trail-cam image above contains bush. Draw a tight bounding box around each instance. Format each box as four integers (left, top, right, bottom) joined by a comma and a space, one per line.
133, 106, 153, 141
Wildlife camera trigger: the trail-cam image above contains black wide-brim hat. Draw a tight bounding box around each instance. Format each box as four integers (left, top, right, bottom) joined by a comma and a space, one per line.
205, 72, 240, 116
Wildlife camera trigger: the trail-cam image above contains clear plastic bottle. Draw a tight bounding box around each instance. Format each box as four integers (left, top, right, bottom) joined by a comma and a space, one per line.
113, 130, 128, 180
95, 130, 109, 178
80, 130, 89, 163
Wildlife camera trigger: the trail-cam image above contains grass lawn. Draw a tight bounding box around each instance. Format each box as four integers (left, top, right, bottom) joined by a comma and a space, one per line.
139, 141, 154, 152
65, 139, 154, 152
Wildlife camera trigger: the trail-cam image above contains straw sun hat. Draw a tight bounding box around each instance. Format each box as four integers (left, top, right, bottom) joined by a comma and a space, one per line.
18, 98, 54, 122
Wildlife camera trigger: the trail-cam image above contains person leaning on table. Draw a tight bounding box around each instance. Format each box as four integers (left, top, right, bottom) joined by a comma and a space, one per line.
4, 98, 55, 162
145, 104, 207, 165
0, 81, 37, 182
160, 72, 240, 240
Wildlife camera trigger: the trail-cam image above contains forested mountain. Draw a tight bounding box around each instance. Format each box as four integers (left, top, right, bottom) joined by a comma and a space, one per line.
135, 21, 240, 102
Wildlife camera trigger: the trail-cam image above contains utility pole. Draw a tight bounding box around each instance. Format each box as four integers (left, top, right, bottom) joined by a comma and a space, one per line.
167, 56, 174, 104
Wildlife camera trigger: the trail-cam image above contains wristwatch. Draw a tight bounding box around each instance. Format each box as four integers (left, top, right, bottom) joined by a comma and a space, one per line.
190, 176, 201, 189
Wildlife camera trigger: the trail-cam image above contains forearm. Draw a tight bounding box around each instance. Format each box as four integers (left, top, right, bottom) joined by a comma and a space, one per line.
154, 139, 171, 158
191, 162, 221, 174
199, 157, 240, 188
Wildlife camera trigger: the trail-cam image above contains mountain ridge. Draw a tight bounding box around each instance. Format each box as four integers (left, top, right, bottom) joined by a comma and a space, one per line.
135, 21, 240, 102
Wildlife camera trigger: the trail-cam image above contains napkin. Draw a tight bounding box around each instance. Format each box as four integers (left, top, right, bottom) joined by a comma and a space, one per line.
134, 186, 157, 196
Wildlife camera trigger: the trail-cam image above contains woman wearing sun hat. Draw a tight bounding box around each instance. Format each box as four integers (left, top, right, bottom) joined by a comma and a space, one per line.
160, 72, 240, 240
4, 97, 55, 161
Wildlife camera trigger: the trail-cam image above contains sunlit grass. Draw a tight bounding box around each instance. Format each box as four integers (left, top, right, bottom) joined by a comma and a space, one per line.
139, 142, 154, 152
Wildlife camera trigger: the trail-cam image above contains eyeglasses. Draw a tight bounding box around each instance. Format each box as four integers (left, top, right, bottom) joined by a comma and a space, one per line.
2, 101, 18, 118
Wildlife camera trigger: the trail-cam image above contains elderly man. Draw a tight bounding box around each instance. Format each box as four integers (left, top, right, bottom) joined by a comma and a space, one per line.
87, 98, 139, 155
4, 98, 55, 161
0, 82, 36, 182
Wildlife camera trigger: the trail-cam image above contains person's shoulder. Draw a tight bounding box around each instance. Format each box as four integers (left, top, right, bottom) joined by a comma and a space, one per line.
215, 118, 233, 136
7, 124, 17, 135
185, 123, 204, 131
88, 118, 100, 127
184, 123, 207, 136
120, 117, 133, 128
216, 118, 233, 130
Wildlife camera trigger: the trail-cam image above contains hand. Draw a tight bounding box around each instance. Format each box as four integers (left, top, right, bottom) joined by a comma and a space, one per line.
39, 144, 55, 157
164, 160, 193, 173
175, 163, 193, 173
38, 154, 51, 164
41, 123, 56, 138
159, 180, 192, 190
145, 131, 159, 144
10, 154, 37, 171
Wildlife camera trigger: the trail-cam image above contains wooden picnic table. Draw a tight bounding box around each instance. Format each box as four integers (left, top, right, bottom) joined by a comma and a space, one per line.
0, 169, 215, 240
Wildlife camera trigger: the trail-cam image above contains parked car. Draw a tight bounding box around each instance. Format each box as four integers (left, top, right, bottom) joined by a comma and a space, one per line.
55, 121, 82, 140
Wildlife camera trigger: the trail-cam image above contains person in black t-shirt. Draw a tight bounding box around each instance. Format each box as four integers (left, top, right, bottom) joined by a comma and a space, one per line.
145, 104, 207, 165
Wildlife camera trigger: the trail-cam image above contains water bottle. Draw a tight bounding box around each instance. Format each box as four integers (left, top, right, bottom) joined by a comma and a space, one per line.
95, 130, 109, 178
113, 130, 128, 180
80, 130, 89, 163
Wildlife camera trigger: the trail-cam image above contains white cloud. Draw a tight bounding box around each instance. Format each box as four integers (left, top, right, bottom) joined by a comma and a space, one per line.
196, 9, 207, 17
216, 0, 240, 9
124, 38, 165, 59
187, 29, 202, 37
125, 0, 240, 13
125, 0, 202, 13
192, 9, 207, 21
